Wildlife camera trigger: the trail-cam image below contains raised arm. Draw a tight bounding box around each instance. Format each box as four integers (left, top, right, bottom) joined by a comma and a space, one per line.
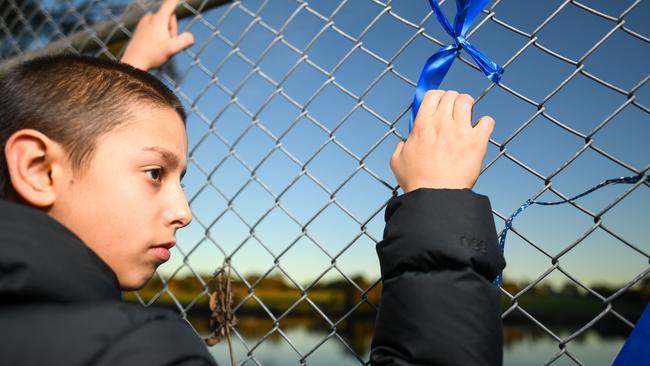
371, 90, 506, 365
120, 0, 194, 71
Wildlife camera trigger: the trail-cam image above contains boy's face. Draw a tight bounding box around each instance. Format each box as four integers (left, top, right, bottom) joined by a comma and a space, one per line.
49, 105, 191, 290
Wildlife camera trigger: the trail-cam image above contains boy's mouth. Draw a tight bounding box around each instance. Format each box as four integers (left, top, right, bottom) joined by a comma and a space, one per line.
151, 241, 175, 262
155, 241, 176, 249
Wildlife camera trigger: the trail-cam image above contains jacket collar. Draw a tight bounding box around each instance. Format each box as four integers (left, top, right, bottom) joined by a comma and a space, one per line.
0, 199, 121, 303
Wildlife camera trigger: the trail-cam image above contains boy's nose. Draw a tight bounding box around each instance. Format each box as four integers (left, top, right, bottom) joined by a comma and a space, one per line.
166, 187, 192, 229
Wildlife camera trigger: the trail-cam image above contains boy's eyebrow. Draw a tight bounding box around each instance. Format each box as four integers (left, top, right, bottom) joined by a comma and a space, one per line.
142, 146, 187, 179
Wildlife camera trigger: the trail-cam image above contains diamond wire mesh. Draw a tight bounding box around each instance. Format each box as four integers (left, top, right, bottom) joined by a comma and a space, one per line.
1, 0, 649, 365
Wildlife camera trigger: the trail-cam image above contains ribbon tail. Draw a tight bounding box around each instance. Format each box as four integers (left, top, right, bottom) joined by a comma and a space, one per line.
428, 0, 455, 37
459, 38, 503, 83
409, 45, 457, 131
454, 0, 490, 35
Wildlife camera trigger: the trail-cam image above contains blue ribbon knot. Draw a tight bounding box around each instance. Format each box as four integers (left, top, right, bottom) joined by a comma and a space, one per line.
409, 0, 503, 131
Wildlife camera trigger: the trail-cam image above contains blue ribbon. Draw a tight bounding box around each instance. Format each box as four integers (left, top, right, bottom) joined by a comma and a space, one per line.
410, 0, 503, 131
495, 174, 649, 286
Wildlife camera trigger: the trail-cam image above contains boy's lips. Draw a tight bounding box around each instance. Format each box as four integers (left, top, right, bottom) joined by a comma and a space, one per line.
151, 241, 175, 262
154, 241, 176, 249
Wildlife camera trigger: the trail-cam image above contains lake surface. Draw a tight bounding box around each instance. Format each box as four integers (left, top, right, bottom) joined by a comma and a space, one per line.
195, 317, 628, 366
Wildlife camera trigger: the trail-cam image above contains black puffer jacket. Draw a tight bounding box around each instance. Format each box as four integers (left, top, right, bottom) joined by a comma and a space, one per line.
0, 200, 217, 366
371, 188, 506, 366
0, 188, 504, 366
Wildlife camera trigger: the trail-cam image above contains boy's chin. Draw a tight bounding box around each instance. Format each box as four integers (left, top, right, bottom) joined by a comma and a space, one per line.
118, 272, 155, 291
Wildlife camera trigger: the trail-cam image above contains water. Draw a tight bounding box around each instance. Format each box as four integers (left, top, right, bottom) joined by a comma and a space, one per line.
197, 318, 628, 366
502, 328, 626, 366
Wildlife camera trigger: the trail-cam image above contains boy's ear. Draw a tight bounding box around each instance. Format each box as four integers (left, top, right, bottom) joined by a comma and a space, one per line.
4, 129, 67, 207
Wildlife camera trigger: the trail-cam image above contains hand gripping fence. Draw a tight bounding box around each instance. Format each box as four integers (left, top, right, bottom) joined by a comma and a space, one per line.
411, 0, 645, 300
409, 0, 502, 129
1, 1, 648, 365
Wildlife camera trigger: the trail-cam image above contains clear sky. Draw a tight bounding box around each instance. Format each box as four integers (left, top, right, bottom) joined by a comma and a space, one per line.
150, 0, 650, 289
28, 0, 648, 289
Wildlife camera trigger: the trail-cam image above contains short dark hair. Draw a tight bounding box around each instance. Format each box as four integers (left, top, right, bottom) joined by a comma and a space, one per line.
0, 54, 186, 200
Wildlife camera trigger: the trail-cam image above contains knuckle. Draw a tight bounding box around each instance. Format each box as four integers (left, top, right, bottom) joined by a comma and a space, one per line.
422, 90, 443, 104
461, 93, 475, 105
425, 89, 444, 98
484, 116, 496, 129
389, 155, 399, 170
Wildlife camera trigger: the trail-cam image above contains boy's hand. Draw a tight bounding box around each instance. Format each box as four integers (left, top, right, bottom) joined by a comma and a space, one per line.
121, 0, 195, 71
390, 90, 495, 192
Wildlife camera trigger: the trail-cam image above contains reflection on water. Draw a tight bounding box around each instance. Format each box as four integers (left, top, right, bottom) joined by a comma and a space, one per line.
503, 325, 626, 366
192, 315, 372, 365
188, 315, 627, 365
505, 332, 625, 366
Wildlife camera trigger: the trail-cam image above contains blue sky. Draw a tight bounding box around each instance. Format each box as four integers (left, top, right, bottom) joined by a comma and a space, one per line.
27, 0, 647, 289
146, 0, 650, 289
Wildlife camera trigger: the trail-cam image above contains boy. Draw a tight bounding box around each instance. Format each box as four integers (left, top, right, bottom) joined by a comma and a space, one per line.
0, 1, 504, 365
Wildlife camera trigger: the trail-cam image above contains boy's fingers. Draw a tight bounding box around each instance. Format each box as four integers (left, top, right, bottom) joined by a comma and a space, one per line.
474, 115, 496, 140
453, 93, 474, 126
393, 140, 405, 157
170, 14, 178, 36
158, 0, 179, 18
438, 90, 459, 122
169, 32, 195, 53
390, 140, 405, 168
413, 90, 444, 131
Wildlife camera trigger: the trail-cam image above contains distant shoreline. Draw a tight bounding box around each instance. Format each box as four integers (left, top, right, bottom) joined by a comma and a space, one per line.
123, 275, 648, 339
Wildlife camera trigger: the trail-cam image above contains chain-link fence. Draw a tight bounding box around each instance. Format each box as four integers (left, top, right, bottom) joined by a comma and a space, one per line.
2, 0, 648, 365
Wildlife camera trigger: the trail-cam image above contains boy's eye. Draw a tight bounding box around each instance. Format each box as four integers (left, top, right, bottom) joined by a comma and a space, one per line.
145, 168, 163, 182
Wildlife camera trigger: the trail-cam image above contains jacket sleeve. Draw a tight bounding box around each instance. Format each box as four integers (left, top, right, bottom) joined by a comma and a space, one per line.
95, 317, 218, 366
370, 188, 506, 366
